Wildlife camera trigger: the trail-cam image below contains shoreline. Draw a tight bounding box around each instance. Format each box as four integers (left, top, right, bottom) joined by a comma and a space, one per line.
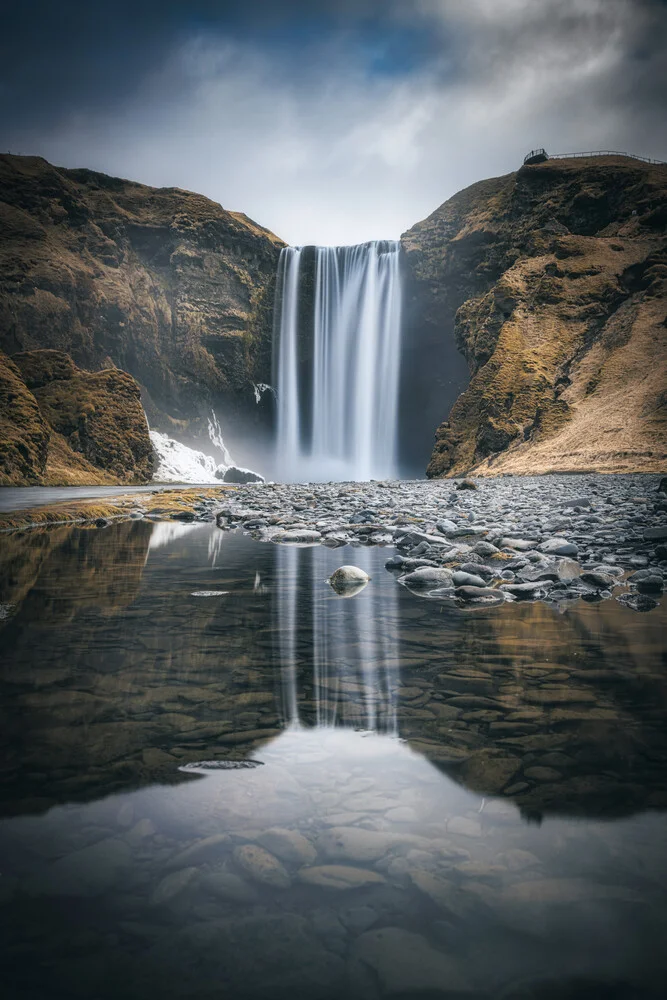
2, 473, 664, 615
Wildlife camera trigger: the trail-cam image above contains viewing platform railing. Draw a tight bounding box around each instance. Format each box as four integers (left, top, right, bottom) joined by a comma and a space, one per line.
524, 148, 666, 166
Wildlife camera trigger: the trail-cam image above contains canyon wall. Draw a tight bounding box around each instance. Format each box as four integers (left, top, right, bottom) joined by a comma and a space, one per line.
0, 154, 284, 479
2, 152, 666, 484
403, 156, 667, 477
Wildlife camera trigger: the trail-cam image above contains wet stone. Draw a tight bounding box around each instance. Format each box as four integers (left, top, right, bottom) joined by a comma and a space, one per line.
297, 865, 386, 890
151, 866, 198, 905
349, 926, 472, 997
233, 844, 292, 888
256, 827, 317, 866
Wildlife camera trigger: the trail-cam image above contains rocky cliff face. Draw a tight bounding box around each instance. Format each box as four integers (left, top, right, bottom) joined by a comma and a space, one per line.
0, 154, 284, 465
403, 156, 667, 477
0, 348, 154, 485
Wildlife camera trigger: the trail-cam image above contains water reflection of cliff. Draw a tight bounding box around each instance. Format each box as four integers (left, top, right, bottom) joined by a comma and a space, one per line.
0, 520, 153, 627
0, 524, 665, 821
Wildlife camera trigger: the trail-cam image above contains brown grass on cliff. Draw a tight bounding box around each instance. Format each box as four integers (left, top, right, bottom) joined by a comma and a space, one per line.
1, 349, 154, 485
406, 156, 667, 477
0, 154, 284, 443
0, 352, 50, 485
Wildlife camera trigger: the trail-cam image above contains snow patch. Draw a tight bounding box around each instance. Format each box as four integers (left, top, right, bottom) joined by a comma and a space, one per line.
150, 430, 221, 484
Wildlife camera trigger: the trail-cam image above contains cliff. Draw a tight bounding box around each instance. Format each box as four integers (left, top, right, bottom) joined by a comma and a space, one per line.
0, 154, 284, 460
0, 349, 154, 485
402, 156, 667, 477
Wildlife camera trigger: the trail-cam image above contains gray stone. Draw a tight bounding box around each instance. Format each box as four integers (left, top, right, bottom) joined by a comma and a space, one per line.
436, 519, 458, 535
455, 585, 504, 603
165, 833, 230, 870
644, 525, 667, 540
328, 565, 370, 595
580, 570, 616, 589
539, 537, 578, 556
233, 844, 291, 888
452, 570, 487, 588
256, 827, 317, 866
297, 865, 386, 890
636, 575, 663, 594
400, 566, 454, 588
499, 581, 549, 598
349, 927, 472, 995
317, 826, 417, 863
202, 871, 258, 903
447, 816, 482, 838
273, 529, 322, 543
151, 866, 198, 905
500, 538, 535, 551
25, 838, 132, 898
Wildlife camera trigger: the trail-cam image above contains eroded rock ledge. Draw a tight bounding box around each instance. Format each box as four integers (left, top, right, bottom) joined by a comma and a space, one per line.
0, 348, 154, 485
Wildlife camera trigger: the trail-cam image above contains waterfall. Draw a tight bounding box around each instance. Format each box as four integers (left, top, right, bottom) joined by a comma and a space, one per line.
274, 241, 402, 482
274, 246, 304, 482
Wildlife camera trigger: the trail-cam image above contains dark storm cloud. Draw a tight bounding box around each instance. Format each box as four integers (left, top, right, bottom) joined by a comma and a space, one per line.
0, 1, 439, 128
1, 1, 666, 243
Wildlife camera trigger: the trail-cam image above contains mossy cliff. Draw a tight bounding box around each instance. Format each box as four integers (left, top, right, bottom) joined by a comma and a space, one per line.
0, 154, 284, 454
402, 156, 667, 476
0, 348, 154, 485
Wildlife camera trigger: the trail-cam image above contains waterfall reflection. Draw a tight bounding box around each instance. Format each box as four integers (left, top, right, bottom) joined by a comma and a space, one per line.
276, 545, 398, 734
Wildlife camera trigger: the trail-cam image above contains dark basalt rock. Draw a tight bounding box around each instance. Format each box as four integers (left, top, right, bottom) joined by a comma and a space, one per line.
219, 466, 264, 484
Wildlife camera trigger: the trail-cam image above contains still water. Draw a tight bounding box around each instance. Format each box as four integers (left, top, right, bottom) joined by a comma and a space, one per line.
1, 520, 666, 999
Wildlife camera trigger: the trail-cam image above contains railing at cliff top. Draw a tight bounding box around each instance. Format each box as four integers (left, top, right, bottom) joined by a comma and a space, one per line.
524, 149, 666, 166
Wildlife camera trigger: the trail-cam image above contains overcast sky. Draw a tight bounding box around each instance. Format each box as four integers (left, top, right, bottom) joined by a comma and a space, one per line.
2, 0, 666, 244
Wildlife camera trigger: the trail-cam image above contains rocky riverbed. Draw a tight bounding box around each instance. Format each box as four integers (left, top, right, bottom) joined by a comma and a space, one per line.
1, 499, 666, 999
205, 474, 666, 613
4, 474, 665, 610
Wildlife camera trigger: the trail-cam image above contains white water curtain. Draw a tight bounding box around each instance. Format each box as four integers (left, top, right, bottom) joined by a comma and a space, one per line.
275, 241, 402, 483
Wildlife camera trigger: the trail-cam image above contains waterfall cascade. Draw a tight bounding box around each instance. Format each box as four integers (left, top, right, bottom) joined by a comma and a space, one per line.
274, 241, 402, 482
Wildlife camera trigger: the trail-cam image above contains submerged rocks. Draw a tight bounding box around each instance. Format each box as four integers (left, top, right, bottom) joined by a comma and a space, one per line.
297, 865, 385, 890
232, 844, 291, 888
455, 585, 504, 605
257, 828, 317, 866
349, 927, 471, 995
